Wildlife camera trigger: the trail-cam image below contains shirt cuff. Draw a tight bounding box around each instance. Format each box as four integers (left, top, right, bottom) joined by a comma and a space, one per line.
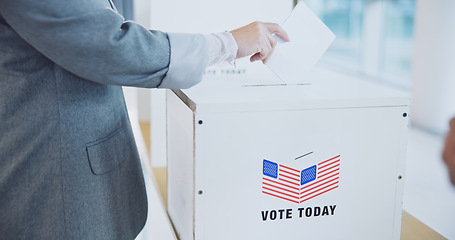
204, 32, 238, 67
158, 33, 208, 89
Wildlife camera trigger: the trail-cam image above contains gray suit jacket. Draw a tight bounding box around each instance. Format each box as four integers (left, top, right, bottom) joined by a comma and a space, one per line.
0, 0, 208, 239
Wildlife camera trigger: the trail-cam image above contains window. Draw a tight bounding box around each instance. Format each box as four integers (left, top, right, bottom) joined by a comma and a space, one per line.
302, 0, 416, 88
383, 0, 416, 86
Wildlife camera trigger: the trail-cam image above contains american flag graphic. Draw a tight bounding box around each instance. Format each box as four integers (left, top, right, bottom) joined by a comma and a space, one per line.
262, 155, 340, 204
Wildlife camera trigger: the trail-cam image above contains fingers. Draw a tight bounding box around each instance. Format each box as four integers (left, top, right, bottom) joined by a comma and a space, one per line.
249, 22, 282, 63
264, 22, 290, 42
250, 45, 269, 62
250, 33, 274, 63
250, 53, 262, 62
263, 32, 278, 63
232, 21, 289, 63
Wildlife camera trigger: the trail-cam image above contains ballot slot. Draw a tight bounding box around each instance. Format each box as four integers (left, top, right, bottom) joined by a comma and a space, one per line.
241, 83, 312, 87
167, 69, 410, 240
203, 59, 313, 88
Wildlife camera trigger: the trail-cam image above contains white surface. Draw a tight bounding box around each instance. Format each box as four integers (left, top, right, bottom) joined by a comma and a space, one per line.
266, 2, 336, 85
182, 67, 409, 114
167, 73, 410, 239
403, 127, 455, 239
150, 89, 167, 167
127, 86, 455, 240
133, 0, 151, 28
147, 0, 293, 168
193, 107, 407, 240
128, 115, 455, 240
411, 0, 455, 134
360, 1, 386, 76
166, 91, 195, 240
149, 0, 293, 34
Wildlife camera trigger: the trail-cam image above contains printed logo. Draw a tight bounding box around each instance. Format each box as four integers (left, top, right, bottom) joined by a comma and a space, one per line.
262, 155, 341, 203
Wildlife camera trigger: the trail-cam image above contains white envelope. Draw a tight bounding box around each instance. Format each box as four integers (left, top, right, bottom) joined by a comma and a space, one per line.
266, 2, 336, 85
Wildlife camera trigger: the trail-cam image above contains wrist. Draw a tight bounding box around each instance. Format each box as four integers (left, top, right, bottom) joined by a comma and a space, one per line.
204, 32, 238, 67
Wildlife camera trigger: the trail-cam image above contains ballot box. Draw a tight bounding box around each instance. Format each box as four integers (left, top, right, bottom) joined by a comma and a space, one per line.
166, 68, 409, 240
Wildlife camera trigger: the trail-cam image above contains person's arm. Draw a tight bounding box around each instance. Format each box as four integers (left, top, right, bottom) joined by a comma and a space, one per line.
0, 0, 207, 89
204, 21, 290, 66
231, 21, 290, 63
205, 32, 238, 67
0, 0, 288, 89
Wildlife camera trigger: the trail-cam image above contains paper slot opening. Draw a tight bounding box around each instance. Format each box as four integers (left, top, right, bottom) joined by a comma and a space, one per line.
241, 83, 312, 87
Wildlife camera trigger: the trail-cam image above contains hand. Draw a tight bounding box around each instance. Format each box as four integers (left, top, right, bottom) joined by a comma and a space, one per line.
230, 21, 290, 64
442, 117, 455, 186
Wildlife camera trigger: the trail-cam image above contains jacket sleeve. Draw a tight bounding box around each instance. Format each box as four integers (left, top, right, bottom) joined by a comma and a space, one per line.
0, 0, 208, 89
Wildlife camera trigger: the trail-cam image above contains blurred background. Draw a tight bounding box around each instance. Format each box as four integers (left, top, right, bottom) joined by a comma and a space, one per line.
112, 0, 455, 239
305, 0, 415, 87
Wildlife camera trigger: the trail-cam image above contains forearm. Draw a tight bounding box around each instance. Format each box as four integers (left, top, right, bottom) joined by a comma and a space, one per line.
205, 32, 238, 67
0, 0, 207, 89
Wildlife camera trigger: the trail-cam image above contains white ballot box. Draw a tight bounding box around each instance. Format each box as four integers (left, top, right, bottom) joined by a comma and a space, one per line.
166, 68, 410, 240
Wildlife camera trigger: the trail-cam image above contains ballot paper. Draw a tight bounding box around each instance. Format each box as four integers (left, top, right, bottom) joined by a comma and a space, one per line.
266, 2, 336, 85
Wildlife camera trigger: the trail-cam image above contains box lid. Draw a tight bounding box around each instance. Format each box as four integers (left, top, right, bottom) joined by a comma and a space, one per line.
174, 67, 410, 114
